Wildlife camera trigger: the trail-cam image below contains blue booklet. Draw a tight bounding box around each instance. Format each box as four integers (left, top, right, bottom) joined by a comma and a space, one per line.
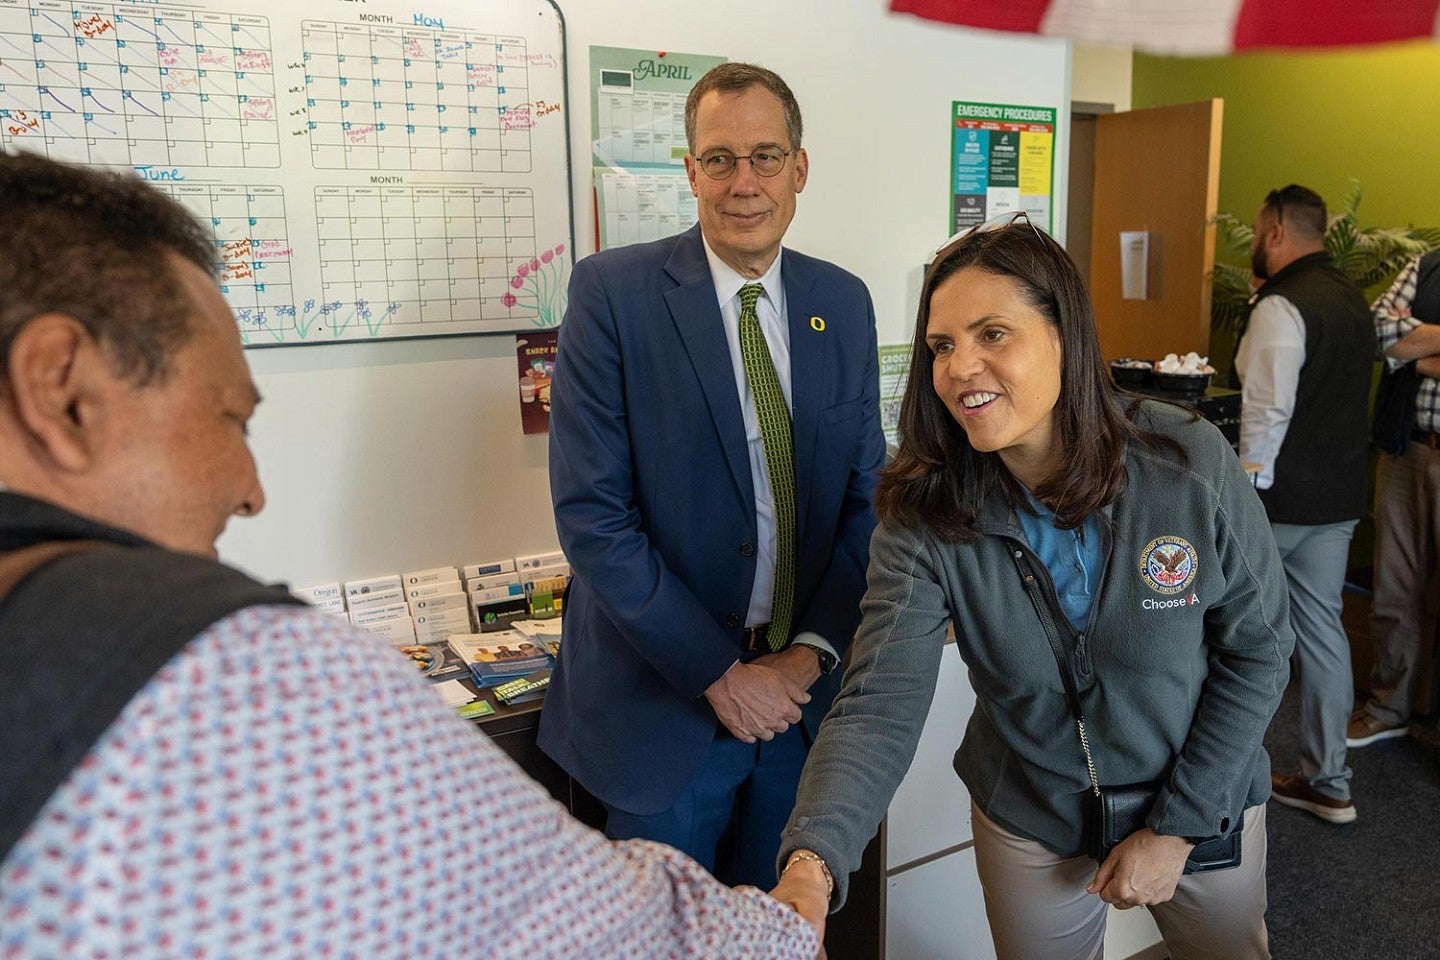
447, 631, 554, 687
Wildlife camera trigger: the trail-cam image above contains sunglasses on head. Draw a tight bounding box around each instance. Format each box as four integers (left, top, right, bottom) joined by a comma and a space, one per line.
931, 210, 1048, 262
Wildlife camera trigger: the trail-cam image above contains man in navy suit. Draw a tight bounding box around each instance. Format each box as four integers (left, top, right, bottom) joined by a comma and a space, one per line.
539, 62, 884, 890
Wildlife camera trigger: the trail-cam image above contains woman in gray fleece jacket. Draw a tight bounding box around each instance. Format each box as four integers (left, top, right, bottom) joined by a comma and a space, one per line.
772, 216, 1293, 959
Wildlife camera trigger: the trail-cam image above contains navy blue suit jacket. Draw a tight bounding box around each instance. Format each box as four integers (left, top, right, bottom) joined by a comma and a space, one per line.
538, 225, 885, 815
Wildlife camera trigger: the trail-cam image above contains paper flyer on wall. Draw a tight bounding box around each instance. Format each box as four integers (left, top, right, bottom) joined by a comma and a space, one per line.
950, 101, 1055, 236
878, 344, 911, 449
515, 329, 557, 434
589, 46, 724, 251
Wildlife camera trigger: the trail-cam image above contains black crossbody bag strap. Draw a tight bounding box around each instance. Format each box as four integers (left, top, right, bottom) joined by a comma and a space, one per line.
1006, 544, 1102, 799
0, 540, 103, 598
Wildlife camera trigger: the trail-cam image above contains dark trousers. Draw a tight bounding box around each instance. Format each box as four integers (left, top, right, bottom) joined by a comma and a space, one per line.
602, 723, 807, 888
1369, 441, 1440, 724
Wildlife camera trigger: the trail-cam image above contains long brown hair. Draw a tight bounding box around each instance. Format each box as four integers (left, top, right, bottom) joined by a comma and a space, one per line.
877, 220, 1187, 542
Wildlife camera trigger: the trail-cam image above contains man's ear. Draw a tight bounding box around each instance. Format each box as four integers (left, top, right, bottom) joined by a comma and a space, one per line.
5, 313, 112, 473
1266, 216, 1287, 251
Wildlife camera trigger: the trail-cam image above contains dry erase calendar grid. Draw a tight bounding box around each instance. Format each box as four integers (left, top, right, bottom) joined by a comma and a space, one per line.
315, 185, 536, 328
155, 183, 296, 340
0, 0, 278, 167
158, 182, 292, 305
301, 20, 537, 172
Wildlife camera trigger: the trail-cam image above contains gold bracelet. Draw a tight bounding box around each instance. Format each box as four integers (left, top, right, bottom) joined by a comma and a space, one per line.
783, 850, 834, 899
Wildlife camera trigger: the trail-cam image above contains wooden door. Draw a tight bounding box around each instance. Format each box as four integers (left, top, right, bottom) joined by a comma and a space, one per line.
1088, 100, 1223, 364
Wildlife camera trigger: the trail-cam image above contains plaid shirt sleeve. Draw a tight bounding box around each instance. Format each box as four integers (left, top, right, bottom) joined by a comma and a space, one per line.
1374, 255, 1422, 363
1372, 256, 1440, 434
0, 605, 819, 960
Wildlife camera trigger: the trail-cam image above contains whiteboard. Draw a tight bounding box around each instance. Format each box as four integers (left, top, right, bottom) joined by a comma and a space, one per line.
0, 0, 572, 345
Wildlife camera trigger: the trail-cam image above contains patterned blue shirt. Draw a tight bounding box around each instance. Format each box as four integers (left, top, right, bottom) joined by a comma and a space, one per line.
0, 605, 818, 960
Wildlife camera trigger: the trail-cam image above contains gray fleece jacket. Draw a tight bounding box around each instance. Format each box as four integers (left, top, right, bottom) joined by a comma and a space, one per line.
780, 401, 1295, 908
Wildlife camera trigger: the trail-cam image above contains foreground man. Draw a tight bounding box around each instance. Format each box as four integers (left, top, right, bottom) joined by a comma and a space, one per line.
0, 152, 820, 959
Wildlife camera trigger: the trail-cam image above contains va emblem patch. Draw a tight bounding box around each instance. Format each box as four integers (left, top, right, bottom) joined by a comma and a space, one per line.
1140, 535, 1198, 595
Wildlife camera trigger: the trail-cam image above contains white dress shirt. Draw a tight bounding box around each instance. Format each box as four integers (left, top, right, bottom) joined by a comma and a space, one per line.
700, 237, 837, 662
1235, 294, 1306, 490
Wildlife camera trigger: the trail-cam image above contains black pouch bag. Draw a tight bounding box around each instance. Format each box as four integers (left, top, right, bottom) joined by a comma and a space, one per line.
1090, 782, 1243, 874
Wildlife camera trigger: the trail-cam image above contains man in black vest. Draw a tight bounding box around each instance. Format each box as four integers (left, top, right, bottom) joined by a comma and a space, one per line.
1233, 184, 1375, 824
0, 154, 823, 957
1351, 250, 1440, 748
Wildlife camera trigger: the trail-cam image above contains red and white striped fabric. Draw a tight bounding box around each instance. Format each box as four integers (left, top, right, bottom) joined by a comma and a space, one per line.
890, 0, 1440, 55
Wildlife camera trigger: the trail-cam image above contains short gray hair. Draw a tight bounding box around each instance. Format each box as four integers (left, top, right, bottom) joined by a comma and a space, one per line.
684, 62, 802, 154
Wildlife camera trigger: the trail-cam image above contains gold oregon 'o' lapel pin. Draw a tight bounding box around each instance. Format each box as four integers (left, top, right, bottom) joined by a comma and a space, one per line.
810, 316, 826, 332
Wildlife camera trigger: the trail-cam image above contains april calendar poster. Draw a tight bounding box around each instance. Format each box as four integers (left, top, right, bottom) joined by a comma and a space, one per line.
0, 0, 572, 345
949, 100, 1055, 236
589, 45, 723, 251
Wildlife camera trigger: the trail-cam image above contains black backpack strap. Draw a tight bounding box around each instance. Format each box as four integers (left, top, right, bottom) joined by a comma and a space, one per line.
0, 543, 303, 862
0, 540, 104, 597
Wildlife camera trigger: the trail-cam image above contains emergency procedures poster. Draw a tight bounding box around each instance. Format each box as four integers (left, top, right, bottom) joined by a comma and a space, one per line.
950, 101, 1055, 235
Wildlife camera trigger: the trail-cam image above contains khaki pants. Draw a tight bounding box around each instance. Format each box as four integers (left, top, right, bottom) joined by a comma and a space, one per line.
1368, 442, 1440, 725
971, 802, 1269, 960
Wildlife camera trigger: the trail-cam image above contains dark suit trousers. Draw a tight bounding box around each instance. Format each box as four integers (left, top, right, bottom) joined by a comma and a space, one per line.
601, 723, 807, 888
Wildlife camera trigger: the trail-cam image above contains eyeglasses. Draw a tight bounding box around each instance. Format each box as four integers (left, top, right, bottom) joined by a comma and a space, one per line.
693, 145, 795, 180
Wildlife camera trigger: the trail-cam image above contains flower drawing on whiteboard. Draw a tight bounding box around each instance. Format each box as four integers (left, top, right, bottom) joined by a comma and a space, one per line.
502, 241, 569, 328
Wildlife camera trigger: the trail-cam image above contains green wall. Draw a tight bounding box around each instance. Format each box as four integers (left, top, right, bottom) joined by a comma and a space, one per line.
1133, 41, 1440, 236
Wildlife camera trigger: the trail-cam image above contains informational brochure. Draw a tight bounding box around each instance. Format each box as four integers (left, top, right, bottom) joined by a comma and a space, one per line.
515, 330, 557, 435
878, 343, 911, 450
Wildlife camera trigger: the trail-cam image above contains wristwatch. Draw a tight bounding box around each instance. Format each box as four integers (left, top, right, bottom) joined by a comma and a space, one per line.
794, 641, 838, 675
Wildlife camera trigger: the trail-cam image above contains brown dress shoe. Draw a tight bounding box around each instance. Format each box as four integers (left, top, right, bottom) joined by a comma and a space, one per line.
1270, 773, 1357, 824
1346, 709, 1409, 748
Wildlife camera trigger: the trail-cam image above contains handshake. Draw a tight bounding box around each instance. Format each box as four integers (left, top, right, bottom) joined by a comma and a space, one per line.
760, 849, 833, 959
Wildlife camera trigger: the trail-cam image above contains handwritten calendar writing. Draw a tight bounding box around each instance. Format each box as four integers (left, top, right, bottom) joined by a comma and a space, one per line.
151, 183, 295, 342
1, 0, 571, 344
301, 20, 536, 173
314, 184, 542, 330
0, 0, 278, 166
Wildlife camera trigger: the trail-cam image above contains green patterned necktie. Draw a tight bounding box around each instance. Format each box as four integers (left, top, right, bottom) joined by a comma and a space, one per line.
737, 282, 795, 652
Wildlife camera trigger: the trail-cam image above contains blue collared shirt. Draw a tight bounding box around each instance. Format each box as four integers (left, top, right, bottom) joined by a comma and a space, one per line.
1015, 492, 1104, 633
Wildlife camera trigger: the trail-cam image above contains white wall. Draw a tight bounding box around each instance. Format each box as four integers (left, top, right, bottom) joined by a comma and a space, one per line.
1072, 42, 1134, 111
220, 0, 1071, 587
